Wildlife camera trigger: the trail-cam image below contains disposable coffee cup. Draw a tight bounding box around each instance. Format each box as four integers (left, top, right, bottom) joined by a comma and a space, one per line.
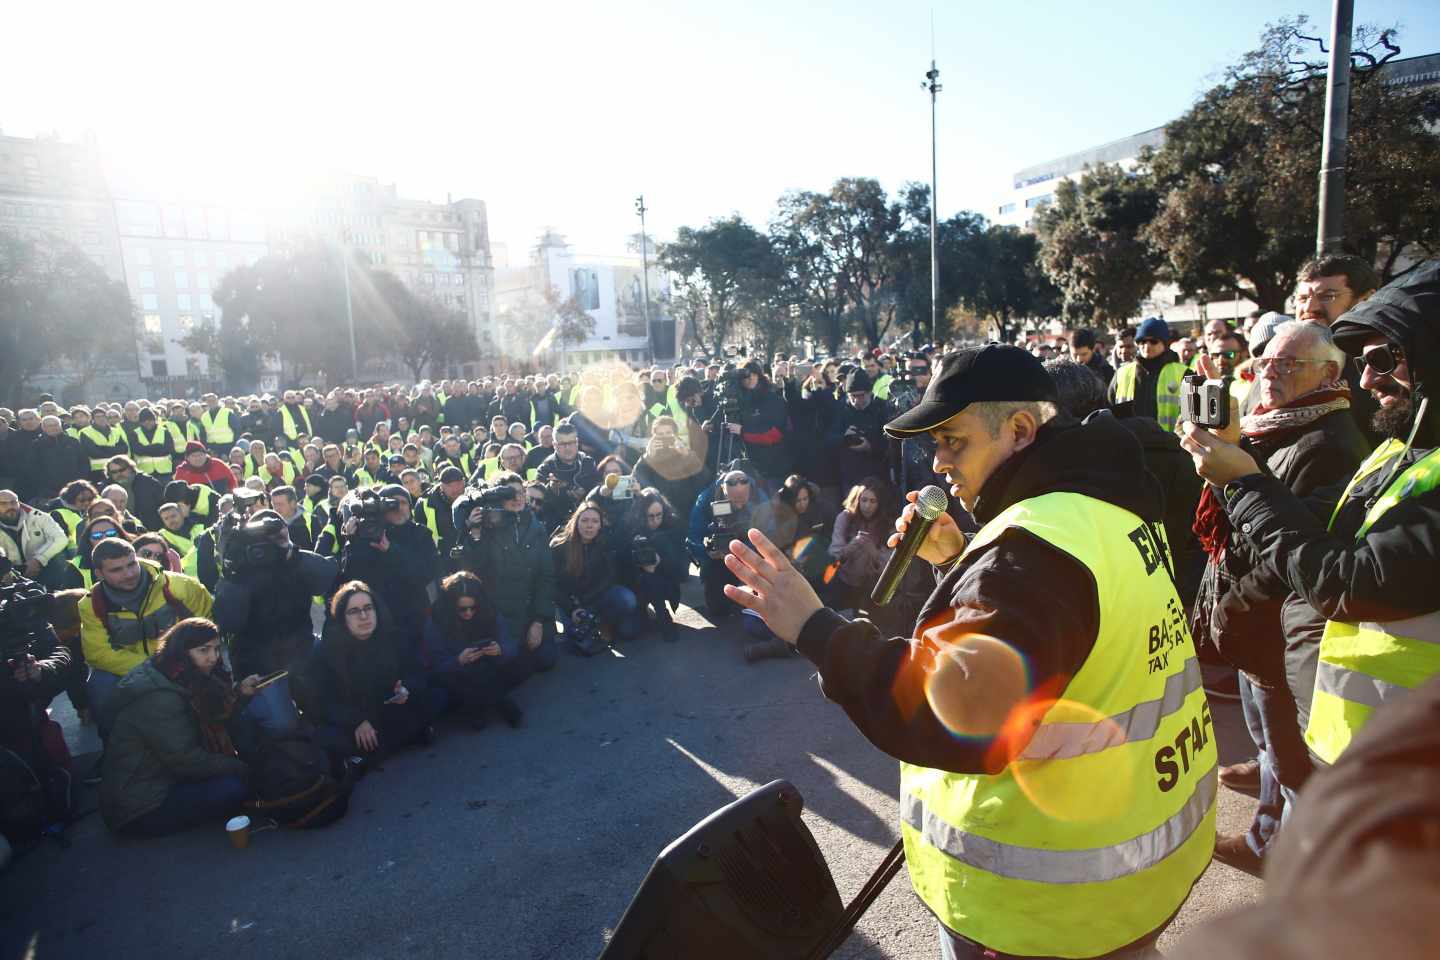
226, 815, 251, 849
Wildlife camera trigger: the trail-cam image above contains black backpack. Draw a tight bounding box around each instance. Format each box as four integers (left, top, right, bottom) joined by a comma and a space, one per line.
247, 737, 353, 829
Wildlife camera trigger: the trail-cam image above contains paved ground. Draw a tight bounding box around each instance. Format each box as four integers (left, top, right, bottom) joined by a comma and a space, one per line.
0, 587, 1262, 960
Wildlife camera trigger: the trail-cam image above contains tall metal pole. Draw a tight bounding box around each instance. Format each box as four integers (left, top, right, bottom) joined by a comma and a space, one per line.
635, 195, 653, 360
1317, 0, 1354, 254
340, 245, 357, 381
924, 60, 942, 347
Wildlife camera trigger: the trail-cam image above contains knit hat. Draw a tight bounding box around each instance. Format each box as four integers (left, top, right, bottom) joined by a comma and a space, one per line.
1249, 312, 1290, 354
184, 440, 207, 456
1135, 316, 1172, 343
844, 369, 874, 393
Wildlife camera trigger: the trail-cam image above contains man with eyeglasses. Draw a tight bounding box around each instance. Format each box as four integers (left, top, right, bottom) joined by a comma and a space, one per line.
0, 489, 72, 589
535, 423, 599, 514
104, 455, 165, 531
1108, 316, 1188, 433
1187, 321, 1369, 876
688, 469, 776, 628
1184, 260, 1440, 786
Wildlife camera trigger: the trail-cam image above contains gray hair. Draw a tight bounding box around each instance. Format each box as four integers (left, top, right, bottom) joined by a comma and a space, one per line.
1270, 320, 1345, 367
968, 400, 1059, 438
1042, 360, 1108, 419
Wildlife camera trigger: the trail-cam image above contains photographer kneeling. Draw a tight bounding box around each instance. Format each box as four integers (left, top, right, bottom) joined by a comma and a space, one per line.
550, 501, 638, 655
621, 489, 687, 643
688, 468, 784, 659
101, 618, 256, 836
214, 510, 336, 743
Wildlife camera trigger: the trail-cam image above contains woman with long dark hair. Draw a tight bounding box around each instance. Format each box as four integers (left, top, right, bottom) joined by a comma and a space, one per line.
100, 618, 257, 835
822, 476, 895, 613
772, 475, 830, 588
295, 581, 437, 772
620, 488, 688, 642
549, 501, 638, 655
423, 572, 522, 730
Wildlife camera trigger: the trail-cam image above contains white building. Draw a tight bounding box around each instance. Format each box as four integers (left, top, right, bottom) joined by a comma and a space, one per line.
992, 127, 1165, 231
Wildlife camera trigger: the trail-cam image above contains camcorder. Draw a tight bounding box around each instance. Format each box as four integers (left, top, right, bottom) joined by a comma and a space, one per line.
0, 577, 55, 669
842, 425, 868, 449
221, 513, 291, 579
345, 489, 402, 542
465, 484, 519, 531
715, 368, 746, 421
1180, 372, 1232, 430
630, 534, 659, 569
705, 499, 737, 554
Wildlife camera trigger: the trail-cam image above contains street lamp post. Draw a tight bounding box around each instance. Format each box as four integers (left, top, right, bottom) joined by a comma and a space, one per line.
1317, 0, 1354, 254
340, 243, 357, 382
922, 60, 942, 348
635, 195, 653, 360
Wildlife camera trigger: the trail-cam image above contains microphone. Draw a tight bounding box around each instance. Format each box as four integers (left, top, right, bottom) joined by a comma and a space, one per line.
870, 485, 949, 607
604, 473, 620, 490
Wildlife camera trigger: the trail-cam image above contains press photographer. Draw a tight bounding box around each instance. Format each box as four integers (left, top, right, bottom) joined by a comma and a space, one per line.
0, 569, 75, 843
702, 361, 789, 486
335, 487, 437, 639
213, 509, 336, 741
688, 469, 775, 625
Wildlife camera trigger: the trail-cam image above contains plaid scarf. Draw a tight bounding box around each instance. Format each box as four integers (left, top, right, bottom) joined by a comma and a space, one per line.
155, 655, 240, 756
1193, 382, 1351, 559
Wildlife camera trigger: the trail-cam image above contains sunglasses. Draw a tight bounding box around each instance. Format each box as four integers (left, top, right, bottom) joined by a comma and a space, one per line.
1207, 349, 1238, 360
1355, 344, 1402, 378
89, 528, 121, 541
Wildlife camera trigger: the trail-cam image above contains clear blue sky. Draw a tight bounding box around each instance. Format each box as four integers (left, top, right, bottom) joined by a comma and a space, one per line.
4, 1, 1437, 258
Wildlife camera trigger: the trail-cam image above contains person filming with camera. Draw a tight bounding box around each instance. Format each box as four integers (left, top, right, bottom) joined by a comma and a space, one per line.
621, 488, 687, 643
721, 345, 1216, 959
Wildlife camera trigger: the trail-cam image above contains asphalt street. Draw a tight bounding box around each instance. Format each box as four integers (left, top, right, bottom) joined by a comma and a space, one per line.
0, 586, 1263, 960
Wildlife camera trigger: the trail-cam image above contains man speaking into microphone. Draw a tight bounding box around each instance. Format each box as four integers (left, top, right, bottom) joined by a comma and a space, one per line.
723, 344, 1216, 960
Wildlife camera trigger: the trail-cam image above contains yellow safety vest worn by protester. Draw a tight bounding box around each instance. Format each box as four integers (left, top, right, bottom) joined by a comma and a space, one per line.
132, 425, 175, 475
900, 492, 1217, 958
79, 561, 213, 680
1306, 439, 1440, 765
279, 404, 312, 441
1112, 361, 1187, 433
199, 407, 235, 446
80, 425, 130, 473
157, 526, 196, 557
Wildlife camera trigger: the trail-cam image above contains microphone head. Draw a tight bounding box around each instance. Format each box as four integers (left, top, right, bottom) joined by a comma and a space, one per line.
914, 485, 949, 521
604, 473, 620, 490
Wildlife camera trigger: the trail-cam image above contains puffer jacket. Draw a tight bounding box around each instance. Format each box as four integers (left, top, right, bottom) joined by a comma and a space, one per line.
100, 659, 248, 830
79, 561, 214, 680
0, 503, 69, 568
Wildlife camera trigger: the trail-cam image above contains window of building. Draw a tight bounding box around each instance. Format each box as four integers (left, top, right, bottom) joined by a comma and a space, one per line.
134, 247, 152, 266
139, 270, 155, 288
150, 358, 168, 378
196, 272, 210, 289
142, 294, 159, 310
177, 293, 192, 310
445, 233, 458, 252
174, 271, 189, 289
998, 203, 1017, 215
1025, 194, 1052, 209
170, 250, 186, 266
143, 314, 163, 334
82, 232, 100, 245
177, 315, 194, 333
422, 272, 433, 285
22, 155, 38, 170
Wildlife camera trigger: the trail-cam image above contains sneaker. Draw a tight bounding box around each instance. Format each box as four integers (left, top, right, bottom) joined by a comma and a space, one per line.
497, 698, 523, 729
1219, 759, 1262, 791
1213, 833, 1263, 877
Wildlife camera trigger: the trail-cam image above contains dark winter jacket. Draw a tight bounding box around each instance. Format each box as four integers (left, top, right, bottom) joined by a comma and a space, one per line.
1108, 348, 1183, 422
335, 521, 438, 631
315, 404, 356, 444
795, 411, 1166, 773
26, 433, 88, 504
825, 396, 893, 493
100, 660, 249, 830
620, 523, 688, 602
294, 618, 425, 733
449, 510, 556, 632
214, 550, 336, 676
736, 378, 791, 482
1118, 416, 1206, 610
552, 536, 619, 610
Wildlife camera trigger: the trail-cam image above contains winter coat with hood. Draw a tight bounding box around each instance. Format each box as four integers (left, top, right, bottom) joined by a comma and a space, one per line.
1220, 259, 1440, 745
795, 410, 1168, 773
99, 659, 248, 830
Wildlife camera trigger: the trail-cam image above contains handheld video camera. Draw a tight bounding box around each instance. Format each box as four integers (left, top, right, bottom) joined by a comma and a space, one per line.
705, 499, 736, 554
343, 489, 402, 542
0, 578, 55, 669
221, 513, 291, 579
1180, 372, 1232, 430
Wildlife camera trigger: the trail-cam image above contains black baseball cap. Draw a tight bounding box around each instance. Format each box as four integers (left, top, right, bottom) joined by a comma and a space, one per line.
884, 344, 1058, 437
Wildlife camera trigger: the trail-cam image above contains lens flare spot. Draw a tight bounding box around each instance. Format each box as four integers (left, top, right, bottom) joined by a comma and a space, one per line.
923, 633, 1030, 740
1003, 698, 1134, 823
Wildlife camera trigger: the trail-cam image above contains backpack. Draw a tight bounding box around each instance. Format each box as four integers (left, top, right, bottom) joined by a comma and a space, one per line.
247, 737, 353, 829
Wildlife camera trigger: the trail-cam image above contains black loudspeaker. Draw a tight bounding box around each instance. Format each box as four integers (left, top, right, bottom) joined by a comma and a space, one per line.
599, 779, 844, 960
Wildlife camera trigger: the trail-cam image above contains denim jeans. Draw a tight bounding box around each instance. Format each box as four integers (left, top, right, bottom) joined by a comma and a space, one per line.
592, 585, 641, 641
87, 668, 123, 740
1239, 674, 1312, 857
122, 775, 250, 837
242, 677, 300, 740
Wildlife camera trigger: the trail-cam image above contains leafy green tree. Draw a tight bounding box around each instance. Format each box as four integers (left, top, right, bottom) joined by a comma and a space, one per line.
1035, 164, 1161, 328
0, 229, 135, 407
965, 227, 1060, 343
1145, 18, 1440, 309
884, 184, 992, 347
659, 215, 773, 356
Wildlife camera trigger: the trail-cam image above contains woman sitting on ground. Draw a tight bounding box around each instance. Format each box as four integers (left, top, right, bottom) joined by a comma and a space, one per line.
100, 618, 258, 836
823, 477, 894, 614
423, 572, 523, 730
550, 501, 638, 656
620, 488, 688, 643
132, 532, 183, 573
295, 580, 437, 773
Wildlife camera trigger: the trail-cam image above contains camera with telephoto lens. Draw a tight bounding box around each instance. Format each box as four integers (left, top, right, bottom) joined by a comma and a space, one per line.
0, 577, 55, 669
342, 488, 402, 542
716, 368, 746, 420
1180, 372, 1232, 430
704, 499, 737, 554
630, 534, 659, 568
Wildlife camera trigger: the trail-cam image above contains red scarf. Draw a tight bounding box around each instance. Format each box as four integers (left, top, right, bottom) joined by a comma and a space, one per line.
156, 655, 240, 756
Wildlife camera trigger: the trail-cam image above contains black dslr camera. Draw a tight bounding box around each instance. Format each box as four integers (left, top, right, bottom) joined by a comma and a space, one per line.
704, 499, 737, 554
1180, 372, 1232, 430
630, 535, 659, 569
0, 577, 55, 670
